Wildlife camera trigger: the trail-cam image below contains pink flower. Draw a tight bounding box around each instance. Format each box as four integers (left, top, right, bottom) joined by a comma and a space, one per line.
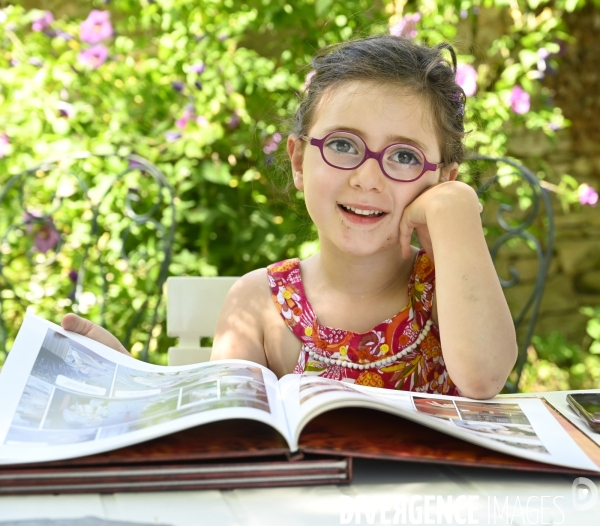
176, 111, 192, 130
34, 224, 60, 253
80, 10, 113, 44
196, 116, 208, 127
510, 86, 530, 114
455, 64, 478, 97
77, 44, 109, 69
0, 133, 9, 158
32, 11, 53, 32
579, 184, 598, 206
390, 13, 422, 39
303, 70, 316, 91
23, 212, 60, 253
262, 132, 283, 154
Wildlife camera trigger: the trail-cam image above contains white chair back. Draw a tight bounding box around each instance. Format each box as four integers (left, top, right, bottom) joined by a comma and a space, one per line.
166, 276, 238, 365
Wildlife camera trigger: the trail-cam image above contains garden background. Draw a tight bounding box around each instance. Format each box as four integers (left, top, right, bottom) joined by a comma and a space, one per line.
0, 0, 599, 391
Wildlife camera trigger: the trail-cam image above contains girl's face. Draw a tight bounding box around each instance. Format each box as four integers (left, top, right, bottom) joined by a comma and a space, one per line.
288, 81, 458, 257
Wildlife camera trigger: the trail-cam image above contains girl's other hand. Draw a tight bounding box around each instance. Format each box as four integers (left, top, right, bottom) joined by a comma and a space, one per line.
398, 181, 481, 262
61, 313, 131, 356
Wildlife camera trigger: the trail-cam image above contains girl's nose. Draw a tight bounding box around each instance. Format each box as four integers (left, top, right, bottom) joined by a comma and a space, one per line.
348, 158, 385, 191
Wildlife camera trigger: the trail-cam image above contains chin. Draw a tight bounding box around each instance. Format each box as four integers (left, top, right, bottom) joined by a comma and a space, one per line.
335, 237, 400, 257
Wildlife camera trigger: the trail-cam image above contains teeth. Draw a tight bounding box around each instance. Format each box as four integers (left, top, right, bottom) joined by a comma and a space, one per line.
342, 204, 383, 217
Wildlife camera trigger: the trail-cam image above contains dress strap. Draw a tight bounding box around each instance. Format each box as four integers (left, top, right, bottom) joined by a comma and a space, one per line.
267, 259, 318, 344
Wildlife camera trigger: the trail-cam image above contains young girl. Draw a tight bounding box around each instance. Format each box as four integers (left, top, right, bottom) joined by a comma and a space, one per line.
63, 35, 517, 400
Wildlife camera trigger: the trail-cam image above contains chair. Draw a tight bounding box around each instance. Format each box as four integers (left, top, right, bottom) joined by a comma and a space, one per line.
167, 276, 238, 365
166, 156, 554, 393
0, 152, 175, 363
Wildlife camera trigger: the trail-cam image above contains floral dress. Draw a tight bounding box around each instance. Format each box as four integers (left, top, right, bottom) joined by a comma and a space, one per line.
266, 250, 461, 395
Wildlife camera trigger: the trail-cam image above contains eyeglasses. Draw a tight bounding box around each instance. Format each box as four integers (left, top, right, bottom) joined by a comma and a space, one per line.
300, 130, 444, 183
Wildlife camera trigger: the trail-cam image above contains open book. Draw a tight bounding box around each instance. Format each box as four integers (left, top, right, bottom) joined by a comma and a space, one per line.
0, 314, 599, 493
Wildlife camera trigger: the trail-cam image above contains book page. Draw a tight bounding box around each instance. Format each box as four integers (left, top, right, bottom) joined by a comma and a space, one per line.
0, 313, 292, 464
280, 375, 600, 472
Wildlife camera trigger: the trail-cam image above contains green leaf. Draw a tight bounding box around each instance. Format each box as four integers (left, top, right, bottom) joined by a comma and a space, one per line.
315, 0, 334, 17
201, 161, 232, 185
587, 319, 600, 340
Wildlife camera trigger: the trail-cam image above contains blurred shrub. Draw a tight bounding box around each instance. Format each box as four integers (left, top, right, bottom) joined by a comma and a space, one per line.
0, 0, 596, 369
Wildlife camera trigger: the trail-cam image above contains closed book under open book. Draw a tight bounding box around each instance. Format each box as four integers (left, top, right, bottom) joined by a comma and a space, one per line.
0, 314, 599, 495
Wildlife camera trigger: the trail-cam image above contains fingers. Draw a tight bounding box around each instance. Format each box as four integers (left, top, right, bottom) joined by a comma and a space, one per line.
399, 220, 414, 260
415, 225, 435, 264
61, 314, 131, 356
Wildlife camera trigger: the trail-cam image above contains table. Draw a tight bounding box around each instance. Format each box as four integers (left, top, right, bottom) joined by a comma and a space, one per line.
1, 459, 599, 525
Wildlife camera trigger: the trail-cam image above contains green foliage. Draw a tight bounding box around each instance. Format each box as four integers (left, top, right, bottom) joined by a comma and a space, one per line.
0, 0, 596, 381
520, 331, 600, 391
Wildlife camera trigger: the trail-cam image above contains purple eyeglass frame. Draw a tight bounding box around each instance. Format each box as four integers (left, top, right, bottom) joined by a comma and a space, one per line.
299, 130, 444, 183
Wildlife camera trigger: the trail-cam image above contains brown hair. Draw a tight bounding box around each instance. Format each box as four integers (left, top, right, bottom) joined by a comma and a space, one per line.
293, 35, 467, 166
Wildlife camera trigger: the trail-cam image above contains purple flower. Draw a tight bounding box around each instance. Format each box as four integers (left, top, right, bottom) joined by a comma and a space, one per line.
455, 64, 478, 97
171, 81, 185, 93
228, 112, 240, 129
165, 131, 182, 142
68, 269, 78, 283
579, 184, 598, 206
196, 116, 208, 127
218, 33, 228, 41
0, 133, 9, 158
23, 212, 60, 253
56, 101, 75, 118
56, 31, 74, 41
510, 86, 530, 114
28, 57, 44, 67
32, 11, 54, 32
389, 13, 421, 39
80, 10, 113, 44
9, 58, 19, 67
190, 62, 205, 74
303, 70, 316, 91
35, 224, 60, 253
77, 44, 109, 69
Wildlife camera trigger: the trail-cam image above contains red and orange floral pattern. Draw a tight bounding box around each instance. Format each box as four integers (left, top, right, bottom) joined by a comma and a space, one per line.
267, 250, 461, 395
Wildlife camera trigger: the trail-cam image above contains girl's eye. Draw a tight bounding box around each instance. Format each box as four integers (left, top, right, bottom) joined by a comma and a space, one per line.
325, 138, 359, 155
388, 147, 422, 166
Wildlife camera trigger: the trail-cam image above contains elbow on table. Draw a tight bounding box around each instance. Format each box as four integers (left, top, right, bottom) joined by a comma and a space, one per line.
457, 381, 505, 400
455, 358, 517, 400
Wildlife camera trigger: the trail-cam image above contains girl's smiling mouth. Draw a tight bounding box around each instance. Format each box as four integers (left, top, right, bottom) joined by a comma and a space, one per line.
338, 203, 388, 223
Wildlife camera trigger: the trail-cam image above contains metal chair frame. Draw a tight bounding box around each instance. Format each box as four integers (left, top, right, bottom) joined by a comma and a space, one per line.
0, 152, 176, 361
467, 154, 555, 391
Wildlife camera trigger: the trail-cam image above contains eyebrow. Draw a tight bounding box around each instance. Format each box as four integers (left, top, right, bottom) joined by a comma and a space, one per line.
321, 125, 428, 151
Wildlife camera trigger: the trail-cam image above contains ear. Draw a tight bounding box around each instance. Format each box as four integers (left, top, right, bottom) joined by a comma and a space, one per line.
439, 162, 459, 183
287, 134, 305, 191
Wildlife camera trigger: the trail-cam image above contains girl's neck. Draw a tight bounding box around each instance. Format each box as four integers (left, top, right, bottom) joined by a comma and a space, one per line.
309, 237, 415, 299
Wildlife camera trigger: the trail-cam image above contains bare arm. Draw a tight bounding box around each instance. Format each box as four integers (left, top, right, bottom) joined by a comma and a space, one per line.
210, 269, 269, 366
400, 181, 517, 399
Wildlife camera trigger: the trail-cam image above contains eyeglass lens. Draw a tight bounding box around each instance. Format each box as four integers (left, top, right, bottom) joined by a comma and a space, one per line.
321, 131, 426, 181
